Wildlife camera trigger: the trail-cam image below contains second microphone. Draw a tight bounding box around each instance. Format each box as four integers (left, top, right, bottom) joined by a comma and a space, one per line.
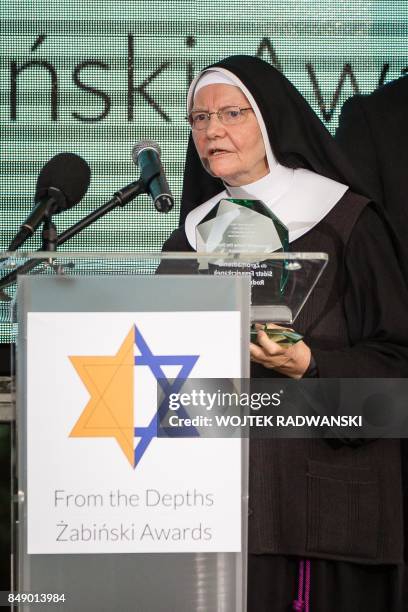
132, 140, 174, 213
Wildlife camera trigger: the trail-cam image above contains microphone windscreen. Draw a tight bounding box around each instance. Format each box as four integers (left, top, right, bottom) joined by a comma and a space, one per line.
132, 140, 161, 165
35, 153, 91, 211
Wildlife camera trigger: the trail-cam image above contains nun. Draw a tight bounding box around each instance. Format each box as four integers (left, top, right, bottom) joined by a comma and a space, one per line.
163, 55, 408, 611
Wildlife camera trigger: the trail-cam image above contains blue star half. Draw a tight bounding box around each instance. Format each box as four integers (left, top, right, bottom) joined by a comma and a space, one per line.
133, 325, 200, 467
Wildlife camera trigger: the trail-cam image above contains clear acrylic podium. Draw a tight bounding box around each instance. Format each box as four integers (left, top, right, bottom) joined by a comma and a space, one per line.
0, 252, 327, 612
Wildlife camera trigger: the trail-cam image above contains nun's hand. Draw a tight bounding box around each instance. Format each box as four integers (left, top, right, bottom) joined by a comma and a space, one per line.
250, 323, 311, 379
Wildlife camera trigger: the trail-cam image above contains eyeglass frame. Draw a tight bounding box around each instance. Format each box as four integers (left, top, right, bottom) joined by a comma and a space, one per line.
186, 106, 253, 130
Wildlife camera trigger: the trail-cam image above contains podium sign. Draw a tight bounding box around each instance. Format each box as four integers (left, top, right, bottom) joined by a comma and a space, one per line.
26, 310, 242, 554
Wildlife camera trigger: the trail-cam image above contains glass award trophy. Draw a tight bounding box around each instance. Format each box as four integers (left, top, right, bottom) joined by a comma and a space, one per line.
196, 198, 289, 255
196, 198, 327, 341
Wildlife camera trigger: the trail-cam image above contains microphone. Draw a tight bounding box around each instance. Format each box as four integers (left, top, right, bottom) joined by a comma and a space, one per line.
8, 153, 91, 251
132, 140, 174, 213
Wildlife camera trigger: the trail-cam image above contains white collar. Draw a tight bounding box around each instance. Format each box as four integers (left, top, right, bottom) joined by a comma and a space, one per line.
227, 163, 294, 203
185, 166, 348, 249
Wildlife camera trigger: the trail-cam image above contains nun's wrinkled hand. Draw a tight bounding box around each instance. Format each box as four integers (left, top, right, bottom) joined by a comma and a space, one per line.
249, 323, 311, 379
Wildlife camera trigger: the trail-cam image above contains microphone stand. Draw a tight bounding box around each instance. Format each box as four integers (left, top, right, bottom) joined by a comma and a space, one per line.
0, 180, 146, 294
42, 217, 58, 252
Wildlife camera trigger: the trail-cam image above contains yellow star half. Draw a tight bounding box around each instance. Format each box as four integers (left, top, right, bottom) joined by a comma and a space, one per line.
69, 327, 135, 466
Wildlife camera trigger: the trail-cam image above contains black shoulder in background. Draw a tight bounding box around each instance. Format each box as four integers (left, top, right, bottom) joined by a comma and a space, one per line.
341, 74, 408, 111
371, 74, 408, 102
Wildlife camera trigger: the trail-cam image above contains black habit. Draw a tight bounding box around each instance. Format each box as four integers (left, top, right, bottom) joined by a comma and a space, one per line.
163, 56, 408, 611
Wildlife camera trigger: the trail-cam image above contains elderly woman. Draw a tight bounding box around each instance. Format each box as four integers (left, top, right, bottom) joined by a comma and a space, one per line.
163, 56, 408, 611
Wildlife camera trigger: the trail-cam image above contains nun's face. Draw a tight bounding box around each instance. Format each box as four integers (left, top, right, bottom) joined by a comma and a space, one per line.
192, 84, 268, 186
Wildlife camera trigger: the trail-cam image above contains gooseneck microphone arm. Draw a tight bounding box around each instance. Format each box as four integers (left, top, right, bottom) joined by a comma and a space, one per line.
55, 180, 145, 245
0, 180, 145, 292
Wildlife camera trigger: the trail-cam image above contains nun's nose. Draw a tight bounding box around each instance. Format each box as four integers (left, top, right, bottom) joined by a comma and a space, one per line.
205, 112, 227, 137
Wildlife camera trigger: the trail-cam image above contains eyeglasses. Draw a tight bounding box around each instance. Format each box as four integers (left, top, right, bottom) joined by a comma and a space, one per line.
187, 106, 253, 130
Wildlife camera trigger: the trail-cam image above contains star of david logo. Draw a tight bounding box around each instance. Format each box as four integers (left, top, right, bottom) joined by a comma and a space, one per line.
69, 325, 199, 468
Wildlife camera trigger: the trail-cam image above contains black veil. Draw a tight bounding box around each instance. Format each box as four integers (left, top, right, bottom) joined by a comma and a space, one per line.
180, 55, 367, 225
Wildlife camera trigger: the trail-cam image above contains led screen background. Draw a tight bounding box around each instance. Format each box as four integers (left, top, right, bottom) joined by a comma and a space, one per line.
0, 0, 407, 341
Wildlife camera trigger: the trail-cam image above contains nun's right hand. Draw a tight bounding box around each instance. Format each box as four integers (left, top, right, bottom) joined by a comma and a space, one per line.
250, 324, 311, 379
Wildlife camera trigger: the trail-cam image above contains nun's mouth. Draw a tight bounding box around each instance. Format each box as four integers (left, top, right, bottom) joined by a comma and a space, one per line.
208, 147, 232, 157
